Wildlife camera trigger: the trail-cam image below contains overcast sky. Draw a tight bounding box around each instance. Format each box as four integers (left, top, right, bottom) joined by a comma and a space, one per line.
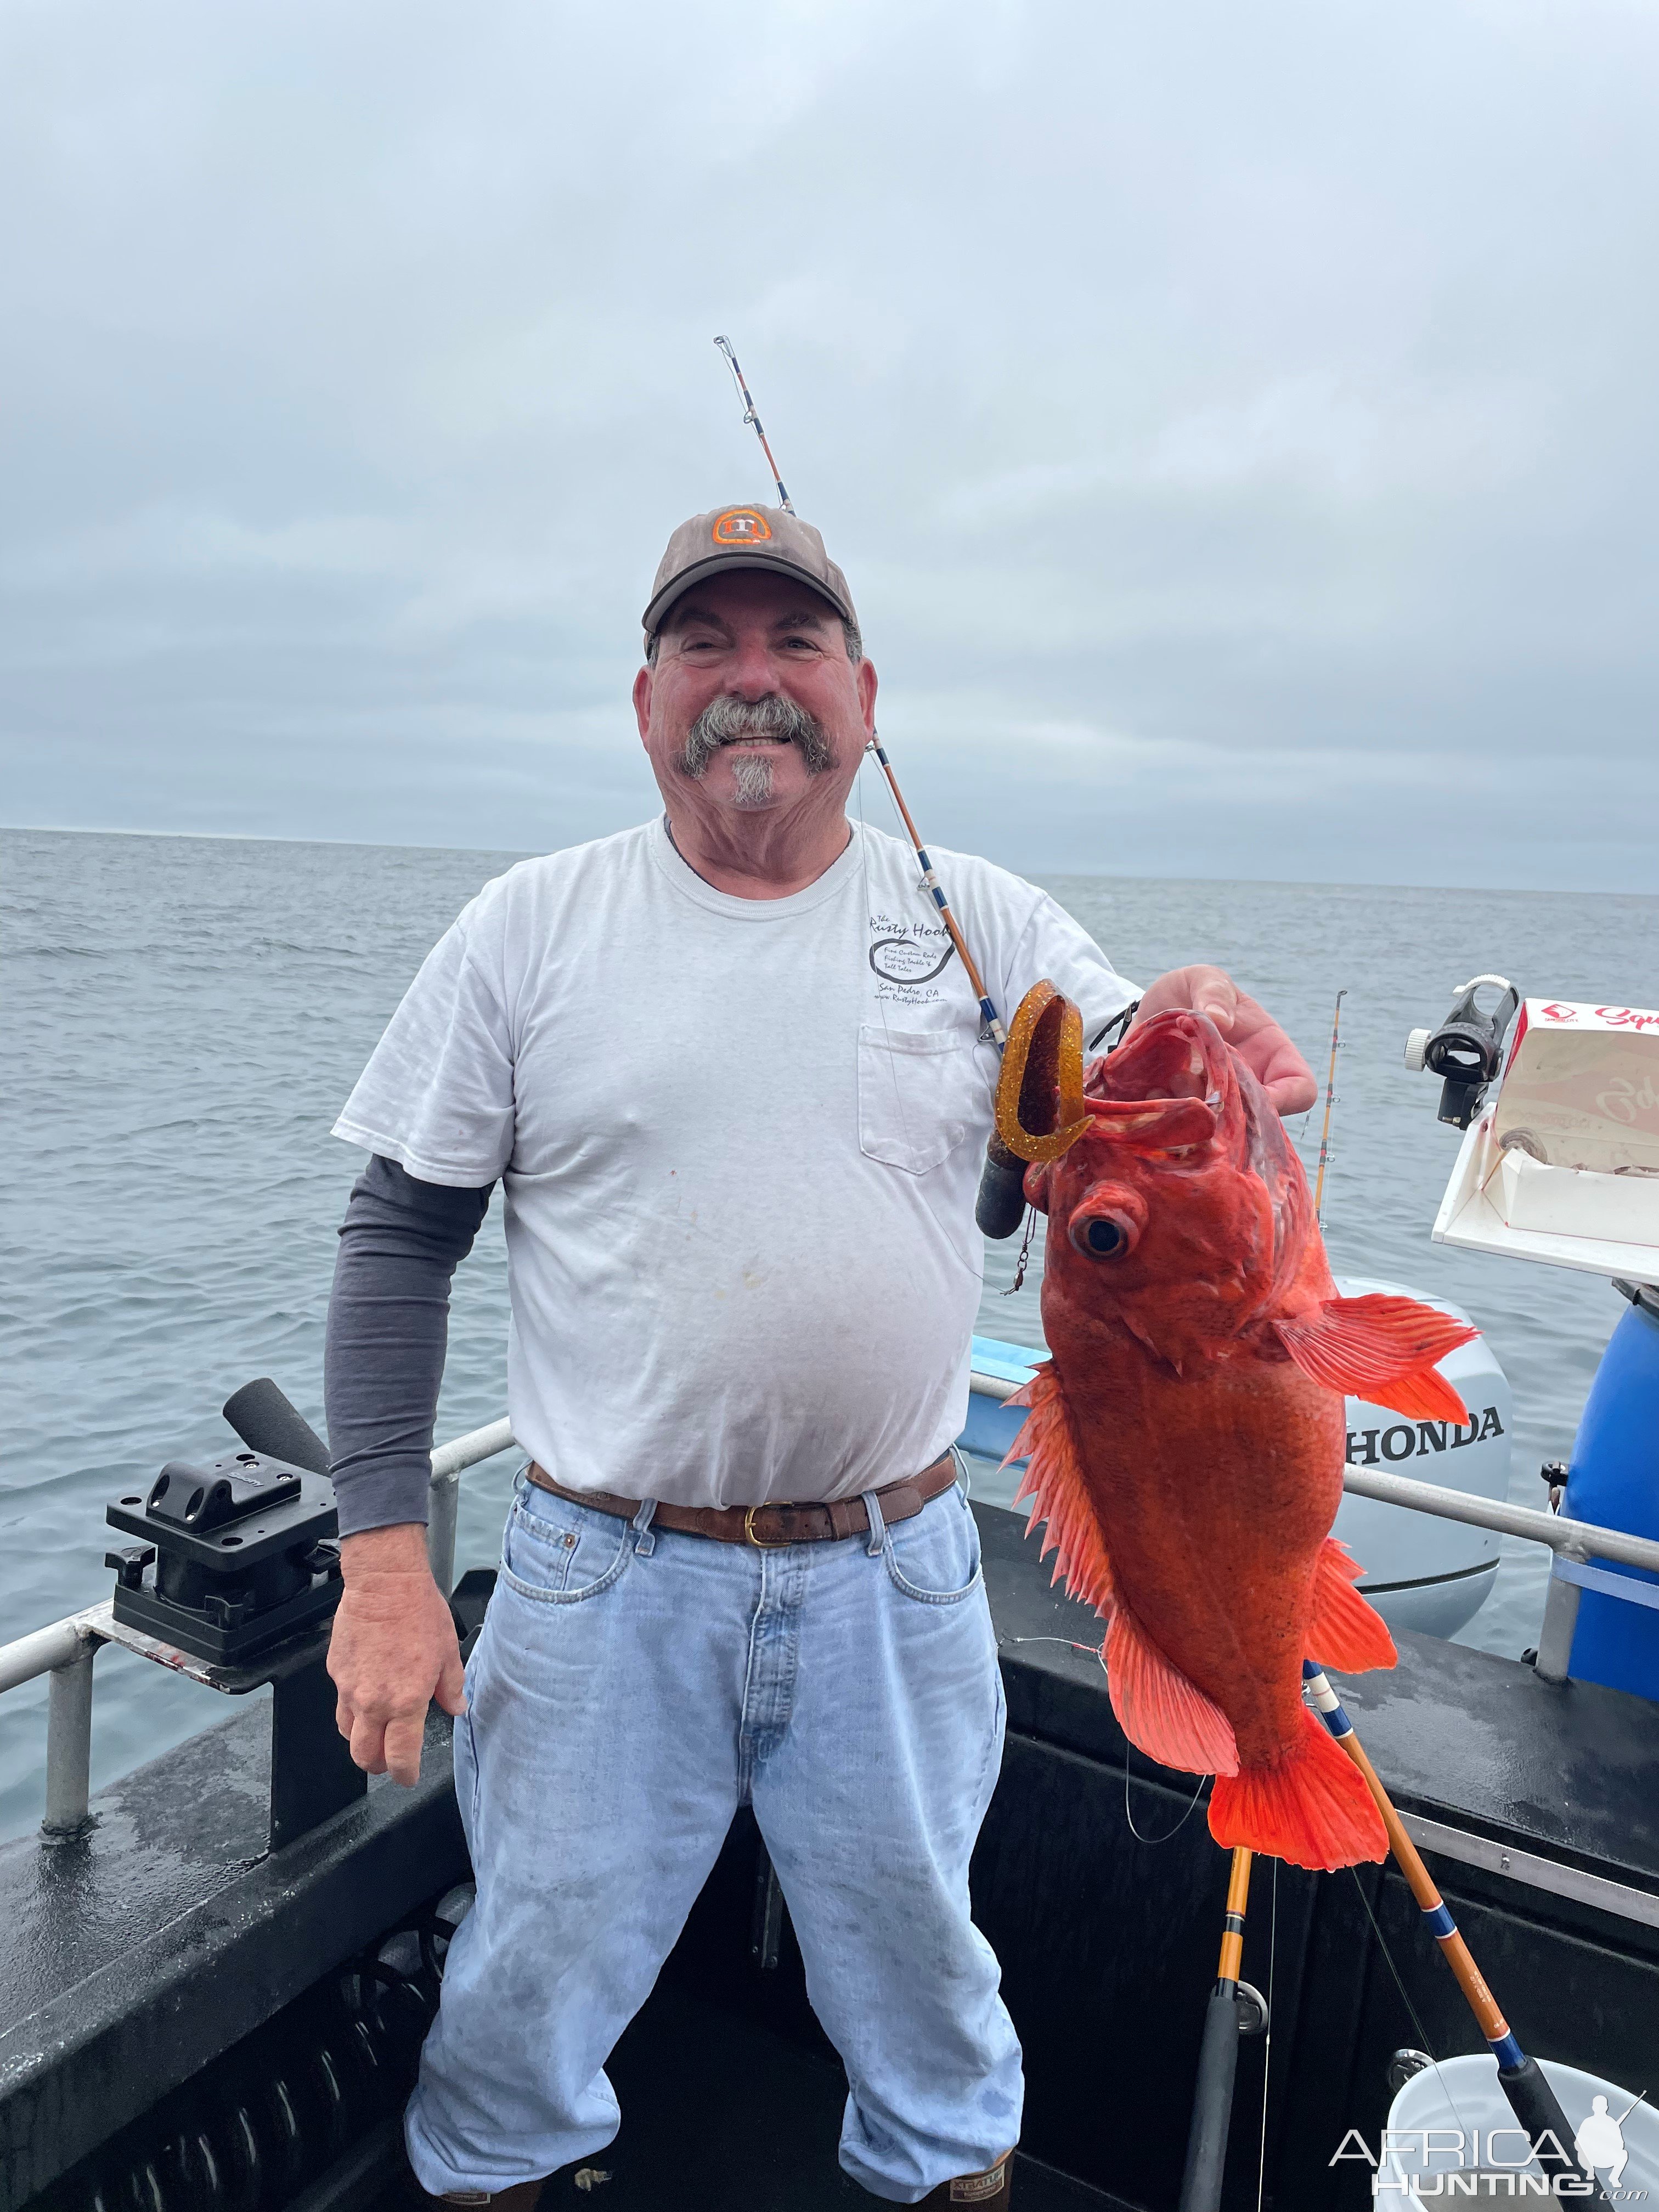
3, 1, 1656, 890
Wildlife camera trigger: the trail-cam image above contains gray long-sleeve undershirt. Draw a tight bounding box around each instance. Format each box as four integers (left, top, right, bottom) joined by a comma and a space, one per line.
324, 1155, 494, 1538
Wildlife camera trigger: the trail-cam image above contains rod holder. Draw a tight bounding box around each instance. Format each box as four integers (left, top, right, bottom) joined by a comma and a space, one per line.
1533, 1551, 1585, 1684
41, 1645, 98, 1842
269, 1655, 366, 1850
427, 1469, 460, 1599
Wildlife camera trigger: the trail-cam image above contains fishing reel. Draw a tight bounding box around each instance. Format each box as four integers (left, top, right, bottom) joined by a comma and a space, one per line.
1404, 975, 1520, 1131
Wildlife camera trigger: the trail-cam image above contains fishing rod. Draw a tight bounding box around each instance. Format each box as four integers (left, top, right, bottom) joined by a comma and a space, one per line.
865, 733, 1008, 1052
1312, 988, 1346, 1228
1178, 1846, 1269, 2212
1302, 1661, 1610, 2204
713, 337, 795, 516
710, 337, 1011, 1065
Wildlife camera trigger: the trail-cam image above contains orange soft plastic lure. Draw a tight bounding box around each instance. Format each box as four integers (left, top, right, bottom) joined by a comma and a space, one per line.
998, 990, 1476, 1871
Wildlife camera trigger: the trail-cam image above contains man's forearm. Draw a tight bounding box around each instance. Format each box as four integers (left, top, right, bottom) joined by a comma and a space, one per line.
324, 1155, 494, 1537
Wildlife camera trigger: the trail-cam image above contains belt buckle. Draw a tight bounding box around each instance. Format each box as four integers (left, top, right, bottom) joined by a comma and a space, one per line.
744, 1502, 795, 1549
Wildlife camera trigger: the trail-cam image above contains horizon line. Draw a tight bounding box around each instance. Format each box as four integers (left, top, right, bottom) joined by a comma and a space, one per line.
2, 819, 1655, 904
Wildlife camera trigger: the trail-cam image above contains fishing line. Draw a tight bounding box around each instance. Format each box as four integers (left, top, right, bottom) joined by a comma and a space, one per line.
1345, 1867, 1480, 2153
1121, 1743, 1209, 1845
1254, 1858, 1278, 2212
999, 1210, 1039, 1294
1348, 1865, 1438, 2056
1003, 1634, 1106, 1658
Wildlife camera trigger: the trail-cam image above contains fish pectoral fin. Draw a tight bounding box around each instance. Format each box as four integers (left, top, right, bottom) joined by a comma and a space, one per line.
1006, 1364, 1116, 1616
1273, 1293, 1478, 1423
1306, 1538, 1397, 1673
1104, 1605, 1239, 1778
1208, 1708, 1387, 1872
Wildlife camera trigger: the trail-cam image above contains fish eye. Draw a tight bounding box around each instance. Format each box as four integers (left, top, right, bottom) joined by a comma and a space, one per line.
1070, 1210, 1138, 1260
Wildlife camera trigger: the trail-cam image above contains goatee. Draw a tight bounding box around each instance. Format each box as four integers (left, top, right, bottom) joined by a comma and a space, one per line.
675, 693, 836, 799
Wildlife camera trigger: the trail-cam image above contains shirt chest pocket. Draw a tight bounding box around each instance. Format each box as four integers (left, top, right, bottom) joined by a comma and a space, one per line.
857, 1022, 987, 1176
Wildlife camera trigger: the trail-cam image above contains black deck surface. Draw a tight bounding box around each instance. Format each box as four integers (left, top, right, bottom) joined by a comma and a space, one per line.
7, 1503, 1659, 2210
0, 1702, 466, 2208
975, 1502, 1659, 1897
366, 1979, 1119, 2211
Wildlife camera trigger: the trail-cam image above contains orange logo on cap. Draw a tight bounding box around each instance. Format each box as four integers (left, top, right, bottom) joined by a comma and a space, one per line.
712, 508, 773, 545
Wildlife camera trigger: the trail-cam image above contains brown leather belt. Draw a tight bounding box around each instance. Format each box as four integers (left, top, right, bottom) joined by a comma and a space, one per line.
524, 1453, 958, 1548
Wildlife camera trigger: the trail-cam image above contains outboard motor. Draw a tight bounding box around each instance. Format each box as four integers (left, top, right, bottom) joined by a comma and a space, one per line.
1403, 974, 1520, 1130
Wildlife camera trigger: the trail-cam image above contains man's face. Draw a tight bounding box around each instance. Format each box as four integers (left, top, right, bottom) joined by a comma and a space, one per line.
633, 569, 877, 820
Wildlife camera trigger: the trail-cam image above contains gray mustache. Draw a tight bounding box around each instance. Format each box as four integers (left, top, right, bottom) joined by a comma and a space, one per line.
676, 693, 836, 779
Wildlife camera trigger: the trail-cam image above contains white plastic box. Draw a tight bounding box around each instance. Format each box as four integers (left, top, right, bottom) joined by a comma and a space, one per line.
1432, 998, 1659, 1279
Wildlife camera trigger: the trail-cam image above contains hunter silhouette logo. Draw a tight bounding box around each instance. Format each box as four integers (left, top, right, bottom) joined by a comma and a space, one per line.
1576, 2096, 1632, 2191
712, 507, 772, 544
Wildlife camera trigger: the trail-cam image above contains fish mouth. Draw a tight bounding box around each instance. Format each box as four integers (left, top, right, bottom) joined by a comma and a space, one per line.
994, 989, 1227, 1164
1080, 1011, 1228, 1148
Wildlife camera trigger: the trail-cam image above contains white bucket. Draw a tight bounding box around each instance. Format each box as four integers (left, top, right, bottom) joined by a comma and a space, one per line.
1383, 2056, 1657, 2202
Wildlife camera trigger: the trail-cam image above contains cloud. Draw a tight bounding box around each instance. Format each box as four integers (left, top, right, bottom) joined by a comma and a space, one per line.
3, 0, 1657, 889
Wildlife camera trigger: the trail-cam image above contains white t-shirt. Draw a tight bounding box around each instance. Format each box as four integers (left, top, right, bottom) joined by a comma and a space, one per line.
335, 816, 1133, 1508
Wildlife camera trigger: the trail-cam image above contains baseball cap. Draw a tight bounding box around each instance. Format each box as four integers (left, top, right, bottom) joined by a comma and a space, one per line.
642, 501, 858, 641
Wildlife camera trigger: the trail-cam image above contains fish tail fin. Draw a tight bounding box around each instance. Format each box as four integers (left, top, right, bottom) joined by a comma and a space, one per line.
1105, 1604, 1239, 1777
1005, 1364, 1116, 1615
1306, 1538, 1397, 1673
1273, 1293, 1478, 1422
1208, 1708, 1388, 1871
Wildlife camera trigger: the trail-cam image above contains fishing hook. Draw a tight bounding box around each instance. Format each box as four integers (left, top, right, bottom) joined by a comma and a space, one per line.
1000, 1207, 1039, 1294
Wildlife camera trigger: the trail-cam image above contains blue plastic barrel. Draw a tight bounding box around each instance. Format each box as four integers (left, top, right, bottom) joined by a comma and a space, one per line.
1564, 1293, 1659, 1701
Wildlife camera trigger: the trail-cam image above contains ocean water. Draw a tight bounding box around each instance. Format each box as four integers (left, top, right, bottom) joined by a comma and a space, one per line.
3, 823, 1654, 1842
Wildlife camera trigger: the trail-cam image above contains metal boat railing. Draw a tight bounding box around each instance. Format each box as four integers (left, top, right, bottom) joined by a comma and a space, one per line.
5, 1372, 1657, 1844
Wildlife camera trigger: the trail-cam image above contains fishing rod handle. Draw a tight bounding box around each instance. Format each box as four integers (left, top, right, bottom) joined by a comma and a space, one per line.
1177, 1980, 1244, 2212
1497, 2057, 1612, 2198
1304, 1668, 1610, 2204
222, 1377, 331, 1479
976, 1137, 1029, 1240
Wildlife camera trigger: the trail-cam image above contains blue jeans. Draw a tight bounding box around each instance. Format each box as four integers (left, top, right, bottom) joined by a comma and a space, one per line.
404, 1474, 1022, 2202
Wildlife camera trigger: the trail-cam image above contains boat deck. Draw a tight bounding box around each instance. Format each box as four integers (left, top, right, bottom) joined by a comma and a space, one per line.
363, 1977, 1118, 2210
7, 1505, 1659, 2211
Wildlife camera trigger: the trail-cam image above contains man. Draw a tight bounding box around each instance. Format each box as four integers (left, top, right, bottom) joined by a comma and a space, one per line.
324, 503, 1316, 2209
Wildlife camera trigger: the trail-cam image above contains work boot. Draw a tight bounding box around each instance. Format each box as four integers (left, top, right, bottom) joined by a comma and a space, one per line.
919, 2149, 1015, 2206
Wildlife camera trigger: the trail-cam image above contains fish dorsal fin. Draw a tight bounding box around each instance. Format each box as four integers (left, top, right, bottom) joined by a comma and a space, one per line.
1306, 1538, 1397, 1673
1105, 1604, 1240, 1778
1005, 1364, 1116, 1615
1273, 1294, 1477, 1423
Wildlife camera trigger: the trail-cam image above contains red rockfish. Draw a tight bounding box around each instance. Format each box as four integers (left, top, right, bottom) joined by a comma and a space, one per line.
996, 988, 1476, 1871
